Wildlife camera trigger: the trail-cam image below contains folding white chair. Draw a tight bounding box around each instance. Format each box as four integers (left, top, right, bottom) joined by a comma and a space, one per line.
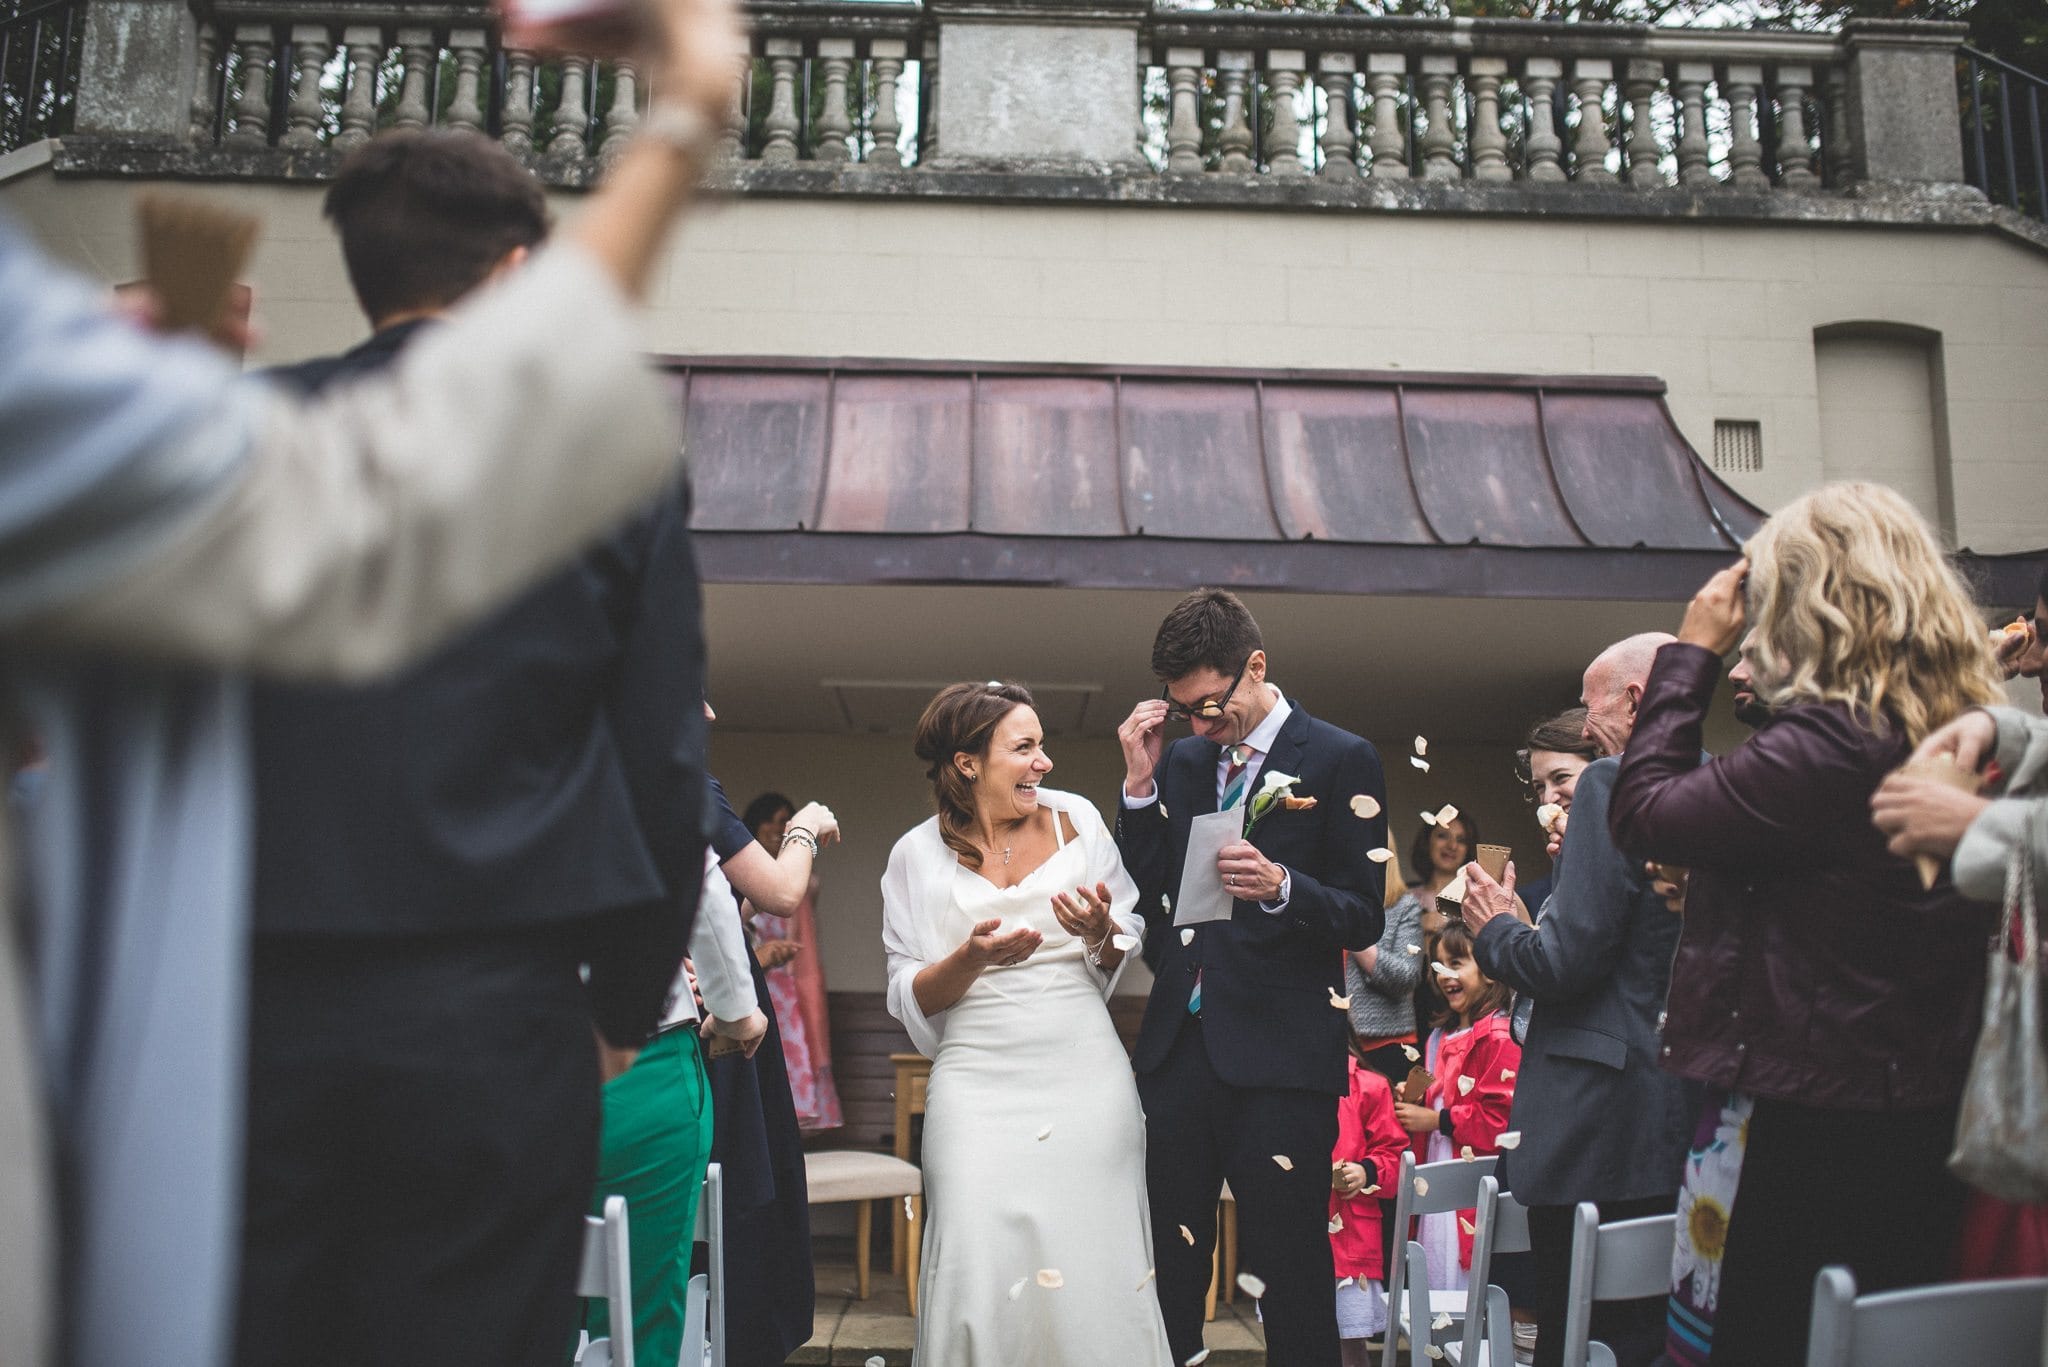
1559, 1201, 1676, 1367
1805, 1265, 2048, 1367
1382, 1149, 1500, 1367
575, 1195, 635, 1367
1445, 1175, 1530, 1367
680, 1163, 727, 1367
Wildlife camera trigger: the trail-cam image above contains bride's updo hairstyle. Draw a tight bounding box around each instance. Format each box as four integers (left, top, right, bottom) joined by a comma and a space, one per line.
914, 681, 1036, 870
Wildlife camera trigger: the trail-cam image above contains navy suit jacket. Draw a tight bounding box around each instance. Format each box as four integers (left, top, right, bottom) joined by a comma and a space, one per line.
249, 323, 709, 1043
1116, 703, 1388, 1095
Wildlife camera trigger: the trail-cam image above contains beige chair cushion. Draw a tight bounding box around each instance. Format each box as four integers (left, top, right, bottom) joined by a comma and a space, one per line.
805, 1150, 923, 1204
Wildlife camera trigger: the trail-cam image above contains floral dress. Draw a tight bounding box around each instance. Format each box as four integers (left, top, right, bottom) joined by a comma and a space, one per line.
752, 899, 843, 1132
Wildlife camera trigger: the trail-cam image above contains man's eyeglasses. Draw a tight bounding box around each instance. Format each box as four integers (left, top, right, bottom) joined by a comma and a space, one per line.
1162, 660, 1247, 723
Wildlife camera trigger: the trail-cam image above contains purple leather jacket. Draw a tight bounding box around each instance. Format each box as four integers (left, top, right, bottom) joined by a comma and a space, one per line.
1610, 643, 1995, 1112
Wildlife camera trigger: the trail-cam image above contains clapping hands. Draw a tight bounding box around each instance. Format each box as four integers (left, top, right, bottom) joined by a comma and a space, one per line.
1050, 882, 1114, 947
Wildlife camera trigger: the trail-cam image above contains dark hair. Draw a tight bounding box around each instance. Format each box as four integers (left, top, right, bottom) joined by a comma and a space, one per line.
2036, 565, 2048, 607
1150, 589, 1263, 683
1431, 919, 1512, 1028
1515, 708, 1597, 783
1406, 809, 1479, 890
912, 682, 1037, 870
742, 792, 795, 842
324, 130, 550, 324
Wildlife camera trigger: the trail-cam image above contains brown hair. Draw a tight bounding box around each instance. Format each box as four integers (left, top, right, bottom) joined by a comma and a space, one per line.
1516, 708, 1598, 783
325, 130, 550, 325
1431, 919, 1512, 1029
1406, 811, 1479, 890
912, 682, 1036, 870
1150, 589, 1263, 682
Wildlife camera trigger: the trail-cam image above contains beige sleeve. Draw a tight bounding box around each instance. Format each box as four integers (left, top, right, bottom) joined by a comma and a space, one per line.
37, 244, 680, 680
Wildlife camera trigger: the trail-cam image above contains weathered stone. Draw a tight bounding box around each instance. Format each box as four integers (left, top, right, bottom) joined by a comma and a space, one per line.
1841, 19, 1971, 190
74, 1, 201, 139
933, 20, 1146, 167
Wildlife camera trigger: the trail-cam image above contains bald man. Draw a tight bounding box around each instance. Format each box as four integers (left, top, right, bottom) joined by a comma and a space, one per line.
1460, 631, 1697, 1367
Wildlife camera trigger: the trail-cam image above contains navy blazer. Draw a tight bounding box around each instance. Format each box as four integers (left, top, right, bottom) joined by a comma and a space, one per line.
1116, 703, 1388, 1095
250, 323, 709, 1041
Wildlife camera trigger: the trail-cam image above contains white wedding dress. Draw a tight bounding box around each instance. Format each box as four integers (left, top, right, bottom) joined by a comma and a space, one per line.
882, 789, 1174, 1367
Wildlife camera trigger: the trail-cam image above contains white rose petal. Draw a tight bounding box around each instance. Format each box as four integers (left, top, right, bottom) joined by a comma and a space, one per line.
1427, 1345, 1445, 1360
1460, 1145, 1476, 1161
1405, 944, 1423, 956
1433, 1312, 1454, 1331
1185, 1352, 1212, 1366
1361, 1183, 1381, 1196
1436, 804, 1460, 826
1420, 809, 1438, 826
1414, 735, 1429, 756
1328, 986, 1352, 1010
1357, 1274, 1374, 1291
1459, 1217, 1476, 1235
1536, 802, 1564, 830
1008, 1277, 1026, 1301
868, 1357, 886, 1367
1430, 961, 1459, 980
1499, 1131, 1523, 1149
1402, 1043, 1422, 1062
1458, 1076, 1476, 1095
1272, 1155, 1295, 1171
1501, 1068, 1517, 1081
1037, 1125, 1053, 1141
1411, 756, 1432, 772
1329, 1214, 1344, 1234
1236, 1272, 1267, 1299
1137, 1267, 1156, 1290
1179, 1224, 1195, 1245
1112, 934, 1140, 953
1180, 928, 1195, 946
1350, 794, 1382, 819
1367, 847, 1393, 864
1414, 1176, 1430, 1196
1161, 804, 1169, 819
1036, 1269, 1064, 1289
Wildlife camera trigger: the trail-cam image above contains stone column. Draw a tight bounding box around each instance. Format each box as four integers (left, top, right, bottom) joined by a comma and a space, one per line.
226, 26, 276, 147
502, 49, 538, 157
1674, 60, 1713, 187
759, 40, 802, 163
334, 27, 384, 151
1774, 64, 1819, 189
446, 29, 490, 135
1365, 52, 1407, 180
391, 28, 434, 132
1164, 47, 1205, 173
815, 38, 856, 162
928, 0, 1149, 167
1418, 54, 1459, 179
279, 25, 332, 149
1265, 49, 1307, 177
1623, 59, 1663, 187
1570, 58, 1615, 182
1840, 19, 1970, 191
1216, 51, 1255, 174
1468, 56, 1510, 183
1316, 53, 1357, 180
1523, 56, 1565, 183
1724, 63, 1769, 190
74, 0, 203, 139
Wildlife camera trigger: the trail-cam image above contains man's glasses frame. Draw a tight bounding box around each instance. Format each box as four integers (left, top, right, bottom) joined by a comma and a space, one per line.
1162, 659, 1248, 723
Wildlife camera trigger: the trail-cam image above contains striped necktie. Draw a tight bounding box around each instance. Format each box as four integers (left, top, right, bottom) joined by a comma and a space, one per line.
1191, 745, 1255, 1017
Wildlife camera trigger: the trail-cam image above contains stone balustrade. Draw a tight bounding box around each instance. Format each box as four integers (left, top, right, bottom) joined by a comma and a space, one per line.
1141, 16, 1841, 189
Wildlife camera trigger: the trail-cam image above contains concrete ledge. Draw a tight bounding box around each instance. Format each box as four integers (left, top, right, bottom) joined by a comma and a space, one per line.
47, 135, 2048, 257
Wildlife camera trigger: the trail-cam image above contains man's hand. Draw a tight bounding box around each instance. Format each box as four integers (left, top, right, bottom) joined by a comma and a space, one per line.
1995, 619, 2033, 679
1678, 558, 1749, 656
1118, 699, 1168, 801
1394, 1101, 1439, 1135
703, 1008, 769, 1059
1460, 859, 1518, 934
1217, 842, 1285, 903
1909, 710, 1998, 776
1871, 774, 1993, 862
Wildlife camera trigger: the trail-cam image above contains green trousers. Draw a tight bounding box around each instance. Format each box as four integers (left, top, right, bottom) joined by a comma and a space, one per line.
585, 1027, 714, 1367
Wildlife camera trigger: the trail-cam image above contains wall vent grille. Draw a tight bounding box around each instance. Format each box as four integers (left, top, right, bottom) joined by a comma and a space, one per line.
1713, 419, 1764, 474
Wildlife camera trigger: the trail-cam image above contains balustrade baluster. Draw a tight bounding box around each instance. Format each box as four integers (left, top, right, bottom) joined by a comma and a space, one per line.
333, 27, 382, 149
921, 35, 940, 160
1724, 62, 1768, 189
1773, 64, 1817, 188
1571, 58, 1615, 182
1419, 55, 1459, 179
1316, 53, 1357, 179
1266, 50, 1306, 176
189, 22, 220, 141
228, 26, 275, 146
870, 40, 906, 167
280, 25, 332, 148
392, 28, 433, 131
1217, 51, 1255, 173
1623, 59, 1662, 186
1468, 56, 1510, 182
501, 48, 536, 155
1522, 57, 1564, 182
446, 29, 488, 133
816, 39, 854, 161
1365, 52, 1406, 179
1674, 61, 1713, 187
760, 40, 802, 162
1823, 65, 1848, 185
1165, 47, 1204, 173
599, 60, 639, 167
549, 58, 591, 158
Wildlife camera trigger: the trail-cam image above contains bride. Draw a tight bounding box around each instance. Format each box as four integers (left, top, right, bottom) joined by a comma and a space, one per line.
882, 682, 1175, 1367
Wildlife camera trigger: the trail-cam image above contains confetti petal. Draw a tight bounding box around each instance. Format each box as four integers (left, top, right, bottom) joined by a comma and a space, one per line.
1536, 802, 1564, 831
1414, 1176, 1430, 1196
868, 1358, 885, 1367
1367, 847, 1393, 864
1460, 1217, 1476, 1235
1161, 804, 1169, 819
1329, 1214, 1344, 1234
1327, 986, 1353, 1010
1458, 1076, 1476, 1095
1361, 1183, 1381, 1196
1411, 756, 1432, 772
1180, 928, 1195, 946
1185, 1352, 1212, 1366
1402, 1043, 1421, 1062
1460, 1145, 1476, 1161
1427, 1345, 1445, 1360
1179, 1225, 1195, 1246
905, 1195, 917, 1221
1037, 1125, 1053, 1141
1112, 933, 1140, 953
1433, 1312, 1454, 1331
1436, 804, 1460, 826
1499, 1131, 1523, 1150
1272, 1155, 1295, 1171
1431, 961, 1459, 980
1350, 794, 1382, 819
1137, 1267, 1156, 1290
1008, 1277, 1026, 1301
1357, 1274, 1374, 1291
1414, 735, 1429, 756
1036, 1269, 1064, 1289
1501, 1068, 1517, 1081
1236, 1272, 1267, 1299
1405, 943, 1423, 956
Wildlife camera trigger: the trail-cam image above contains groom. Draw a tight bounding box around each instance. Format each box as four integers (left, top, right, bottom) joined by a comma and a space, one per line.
1117, 590, 1389, 1367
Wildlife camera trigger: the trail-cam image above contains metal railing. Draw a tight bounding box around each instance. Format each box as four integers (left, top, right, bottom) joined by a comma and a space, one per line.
1960, 46, 2046, 220
0, 0, 83, 155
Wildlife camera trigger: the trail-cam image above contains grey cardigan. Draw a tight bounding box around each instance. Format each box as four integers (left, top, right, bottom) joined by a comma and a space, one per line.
1346, 891, 1424, 1038
1953, 705, 2048, 903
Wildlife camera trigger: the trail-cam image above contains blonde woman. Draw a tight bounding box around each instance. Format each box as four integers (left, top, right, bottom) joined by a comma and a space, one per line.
1604, 482, 2004, 1367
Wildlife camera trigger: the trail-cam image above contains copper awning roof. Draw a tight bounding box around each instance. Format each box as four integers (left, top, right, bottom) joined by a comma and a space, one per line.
669, 357, 1968, 602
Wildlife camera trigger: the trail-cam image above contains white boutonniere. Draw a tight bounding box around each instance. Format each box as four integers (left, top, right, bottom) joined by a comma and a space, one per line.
1244, 771, 1316, 836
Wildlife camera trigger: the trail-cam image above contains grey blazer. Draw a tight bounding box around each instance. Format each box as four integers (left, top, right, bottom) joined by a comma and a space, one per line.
1472, 757, 1697, 1208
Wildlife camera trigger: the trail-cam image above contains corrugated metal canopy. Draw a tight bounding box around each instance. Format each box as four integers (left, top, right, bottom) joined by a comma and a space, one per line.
675, 357, 1770, 601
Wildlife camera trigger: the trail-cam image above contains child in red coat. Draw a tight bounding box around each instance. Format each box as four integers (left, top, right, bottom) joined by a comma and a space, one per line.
1394, 919, 1521, 1294
1331, 1027, 1413, 1367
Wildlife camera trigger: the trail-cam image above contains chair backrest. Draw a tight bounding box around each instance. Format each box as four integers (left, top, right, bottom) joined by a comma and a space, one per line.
1559, 1202, 1675, 1367
687, 1163, 726, 1367
1397, 1240, 1435, 1367
1382, 1150, 1502, 1367
1459, 1176, 1531, 1366
1805, 1266, 2048, 1367
577, 1195, 635, 1367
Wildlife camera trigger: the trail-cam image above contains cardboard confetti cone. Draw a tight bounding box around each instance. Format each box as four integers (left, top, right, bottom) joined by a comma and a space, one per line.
137, 193, 260, 346
1476, 844, 1511, 881
1894, 753, 1985, 889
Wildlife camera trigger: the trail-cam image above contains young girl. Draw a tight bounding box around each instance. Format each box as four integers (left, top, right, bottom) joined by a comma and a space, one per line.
1394, 920, 1522, 1295
1332, 1026, 1413, 1367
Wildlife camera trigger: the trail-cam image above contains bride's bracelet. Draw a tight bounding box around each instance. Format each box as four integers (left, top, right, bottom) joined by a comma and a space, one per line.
1084, 934, 1110, 967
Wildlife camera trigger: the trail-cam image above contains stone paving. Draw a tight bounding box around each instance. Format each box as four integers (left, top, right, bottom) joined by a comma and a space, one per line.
795, 1248, 1269, 1366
